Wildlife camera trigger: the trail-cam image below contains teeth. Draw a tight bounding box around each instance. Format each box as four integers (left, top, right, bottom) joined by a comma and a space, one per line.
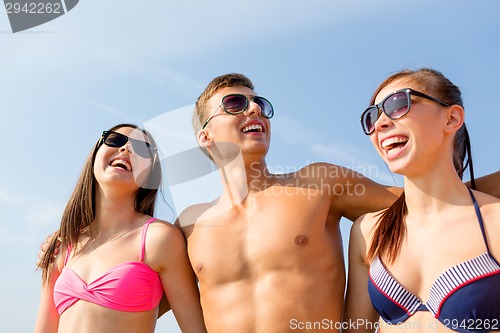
111, 159, 132, 171
381, 136, 408, 149
242, 124, 263, 133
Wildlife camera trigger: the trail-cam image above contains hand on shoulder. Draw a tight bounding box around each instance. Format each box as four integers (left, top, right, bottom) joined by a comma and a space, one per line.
472, 190, 500, 258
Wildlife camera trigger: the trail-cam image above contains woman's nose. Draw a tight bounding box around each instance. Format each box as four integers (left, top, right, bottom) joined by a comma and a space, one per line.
119, 142, 132, 154
374, 109, 393, 132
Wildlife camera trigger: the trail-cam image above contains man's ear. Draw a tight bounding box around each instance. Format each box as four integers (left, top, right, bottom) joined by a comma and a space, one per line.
197, 129, 211, 149
444, 104, 465, 134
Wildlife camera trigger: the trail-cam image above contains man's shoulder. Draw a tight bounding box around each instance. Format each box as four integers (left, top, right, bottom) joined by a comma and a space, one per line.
176, 201, 215, 229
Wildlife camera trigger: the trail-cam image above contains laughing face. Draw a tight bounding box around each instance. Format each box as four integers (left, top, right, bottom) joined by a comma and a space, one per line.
200, 85, 272, 160
369, 80, 451, 177
93, 126, 155, 191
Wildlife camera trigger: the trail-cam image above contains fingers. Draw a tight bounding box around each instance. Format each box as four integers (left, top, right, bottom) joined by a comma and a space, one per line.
36, 232, 62, 267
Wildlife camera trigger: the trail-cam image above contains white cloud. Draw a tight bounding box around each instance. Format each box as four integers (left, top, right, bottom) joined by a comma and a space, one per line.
24, 201, 65, 228
0, 192, 64, 244
0, 226, 21, 243
0, 190, 22, 206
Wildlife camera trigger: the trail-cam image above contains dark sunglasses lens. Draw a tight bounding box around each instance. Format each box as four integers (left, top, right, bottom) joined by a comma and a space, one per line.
104, 132, 128, 147
254, 97, 274, 118
222, 95, 247, 114
104, 132, 154, 158
383, 92, 409, 119
362, 107, 378, 134
131, 139, 155, 158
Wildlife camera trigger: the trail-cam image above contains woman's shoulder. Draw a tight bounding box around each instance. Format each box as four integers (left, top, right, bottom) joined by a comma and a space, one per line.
355, 210, 384, 235
142, 217, 188, 271
350, 210, 384, 250
145, 217, 183, 242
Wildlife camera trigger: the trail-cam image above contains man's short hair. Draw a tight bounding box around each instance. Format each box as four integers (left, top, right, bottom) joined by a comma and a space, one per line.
192, 73, 254, 133
192, 73, 254, 159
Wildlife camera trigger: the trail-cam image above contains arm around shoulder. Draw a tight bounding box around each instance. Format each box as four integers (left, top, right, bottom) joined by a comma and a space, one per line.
323, 164, 400, 222
473, 171, 500, 198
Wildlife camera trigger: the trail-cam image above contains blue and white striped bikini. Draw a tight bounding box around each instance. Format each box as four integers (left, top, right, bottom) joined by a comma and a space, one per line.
368, 190, 500, 333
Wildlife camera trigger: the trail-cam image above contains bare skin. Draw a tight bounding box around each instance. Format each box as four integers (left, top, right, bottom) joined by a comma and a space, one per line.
175, 85, 400, 333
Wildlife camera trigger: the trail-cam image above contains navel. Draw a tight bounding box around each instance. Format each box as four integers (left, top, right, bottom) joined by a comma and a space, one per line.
196, 263, 204, 274
294, 235, 309, 246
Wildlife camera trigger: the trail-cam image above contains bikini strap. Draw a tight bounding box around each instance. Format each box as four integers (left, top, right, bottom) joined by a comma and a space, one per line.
63, 244, 72, 267
467, 188, 491, 254
140, 217, 157, 262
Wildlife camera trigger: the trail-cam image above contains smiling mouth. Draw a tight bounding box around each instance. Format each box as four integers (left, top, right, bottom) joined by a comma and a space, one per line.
381, 136, 409, 153
110, 159, 132, 171
242, 124, 263, 133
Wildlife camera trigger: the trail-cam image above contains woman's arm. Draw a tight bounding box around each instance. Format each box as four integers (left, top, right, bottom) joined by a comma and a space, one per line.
34, 253, 61, 333
157, 293, 171, 318
148, 221, 207, 333
343, 215, 379, 333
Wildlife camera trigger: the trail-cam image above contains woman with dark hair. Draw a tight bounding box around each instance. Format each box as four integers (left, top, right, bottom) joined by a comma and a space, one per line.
344, 69, 500, 333
35, 124, 206, 333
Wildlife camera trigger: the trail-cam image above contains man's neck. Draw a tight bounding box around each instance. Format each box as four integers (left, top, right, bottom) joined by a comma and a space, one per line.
215, 152, 272, 207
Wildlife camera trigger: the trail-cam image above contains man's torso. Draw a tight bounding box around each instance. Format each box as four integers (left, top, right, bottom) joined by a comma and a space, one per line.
182, 177, 346, 333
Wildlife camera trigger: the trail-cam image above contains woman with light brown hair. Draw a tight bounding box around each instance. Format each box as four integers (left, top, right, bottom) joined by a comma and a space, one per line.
344, 68, 500, 333
35, 123, 206, 333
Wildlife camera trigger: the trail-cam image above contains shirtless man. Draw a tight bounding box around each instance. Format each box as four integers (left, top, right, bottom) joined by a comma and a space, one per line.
39, 73, 500, 332
179, 73, 400, 332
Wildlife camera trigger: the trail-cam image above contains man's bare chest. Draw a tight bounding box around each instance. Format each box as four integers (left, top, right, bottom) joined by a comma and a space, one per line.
186, 194, 337, 283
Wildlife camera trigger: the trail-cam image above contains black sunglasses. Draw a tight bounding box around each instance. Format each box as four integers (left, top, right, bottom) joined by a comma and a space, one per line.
101, 131, 157, 159
360, 88, 450, 135
202, 94, 274, 129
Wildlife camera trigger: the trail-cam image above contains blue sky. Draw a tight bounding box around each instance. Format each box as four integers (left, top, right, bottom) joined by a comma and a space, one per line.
1, 1, 499, 331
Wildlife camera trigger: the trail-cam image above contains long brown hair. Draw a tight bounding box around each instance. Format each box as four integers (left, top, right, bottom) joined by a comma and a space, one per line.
366, 68, 476, 264
40, 124, 162, 284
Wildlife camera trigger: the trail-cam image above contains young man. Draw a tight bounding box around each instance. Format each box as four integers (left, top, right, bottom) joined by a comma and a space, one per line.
177, 73, 399, 332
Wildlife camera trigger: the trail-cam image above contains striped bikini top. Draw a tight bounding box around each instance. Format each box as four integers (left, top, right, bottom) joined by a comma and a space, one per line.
368, 190, 500, 333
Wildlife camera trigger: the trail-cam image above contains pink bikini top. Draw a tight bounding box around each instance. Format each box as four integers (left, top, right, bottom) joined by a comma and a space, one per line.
54, 218, 163, 314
